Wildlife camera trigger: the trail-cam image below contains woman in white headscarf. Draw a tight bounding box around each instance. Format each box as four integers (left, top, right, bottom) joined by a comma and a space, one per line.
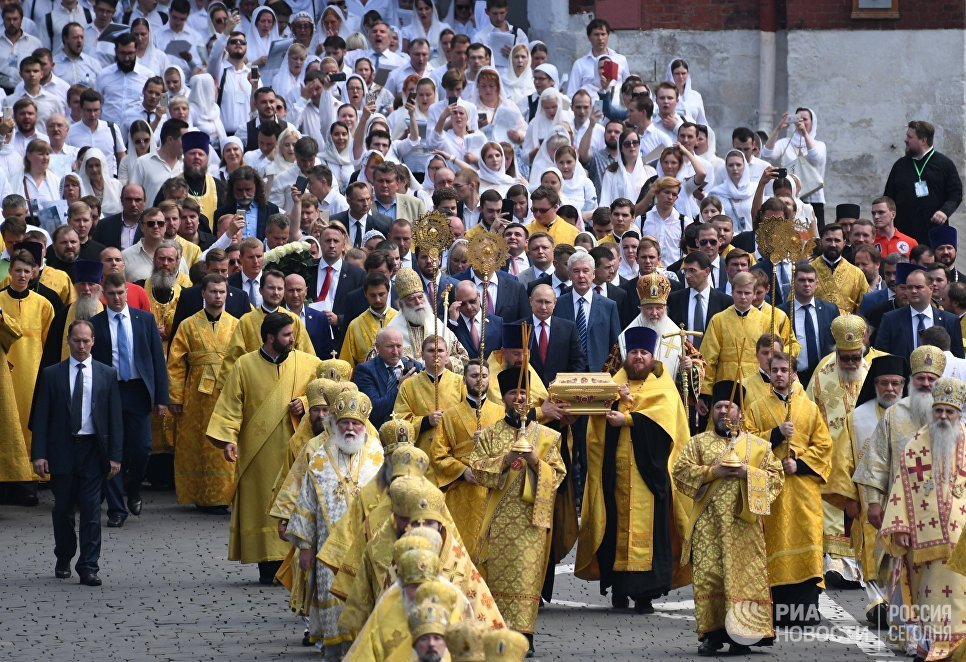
219, 137, 245, 181
247, 6, 280, 66
265, 127, 301, 194
188, 73, 228, 150
471, 67, 527, 146
503, 43, 535, 107
164, 65, 189, 98
355, 149, 385, 185
665, 58, 707, 126
523, 87, 574, 164
319, 5, 355, 39
429, 99, 485, 166
599, 127, 657, 207
416, 153, 450, 207
554, 145, 597, 218
477, 141, 519, 196
270, 42, 309, 106
132, 18, 170, 76
400, 0, 450, 57
708, 149, 757, 233
79, 148, 123, 216
527, 126, 570, 188
761, 107, 827, 222
322, 121, 354, 192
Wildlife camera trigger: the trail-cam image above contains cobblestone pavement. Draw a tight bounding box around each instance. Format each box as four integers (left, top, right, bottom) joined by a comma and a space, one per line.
2, 490, 905, 661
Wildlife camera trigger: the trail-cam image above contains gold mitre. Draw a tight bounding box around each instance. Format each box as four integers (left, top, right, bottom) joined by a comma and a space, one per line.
380, 418, 415, 454
636, 272, 671, 305
316, 358, 352, 382
399, 526, 443, 557
408, 583, 459, 640
390, 445, 429, 479
932, 377, 966, 411
322, 381, 356, 410
305, 378, 332, 408
445, 621, 487, 662
389, 476, 445, 522
911, 346, 946, 377
482, 629, 530, 660
393, 530, 440, 565
395, 267, 423, 300
333, 390, 372, 423
398, 548, 441, 586
830, 315, 866, 351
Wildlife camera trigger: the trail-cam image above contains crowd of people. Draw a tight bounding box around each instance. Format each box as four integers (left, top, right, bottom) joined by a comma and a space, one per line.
1, 0, 965, 659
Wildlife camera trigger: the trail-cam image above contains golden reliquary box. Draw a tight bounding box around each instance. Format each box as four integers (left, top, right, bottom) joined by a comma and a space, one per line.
548, 373, 620, 415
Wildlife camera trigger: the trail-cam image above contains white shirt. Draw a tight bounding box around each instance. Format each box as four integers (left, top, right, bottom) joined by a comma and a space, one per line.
82, 22, 116, 67
472, 272, 497, 312
567, 48, 629, 95
207, 35, 252, 135
53, 50, 100, 86
642, 206, 689, 266
345, 47, 407, 72
68, 354, 95, 434
243, 149, 273, 178
321, 188, 349, 216
241, 271, 262, 308
42, 3, 92, 53
108, 306, 138, 381
8, 88, 65, 126
316, 257, 342, 303
639, 123, 673, 160
95, 62, 153, 125
793, 298, 820, 370
129, 152, 184, 205
689, 283, 712, 331
911, 305, 934, 345
0, 31, 43, 89
384, 62, 434, 98
572, 288, 593, 322
550, 273, 571, 297
67, 120, 124, 176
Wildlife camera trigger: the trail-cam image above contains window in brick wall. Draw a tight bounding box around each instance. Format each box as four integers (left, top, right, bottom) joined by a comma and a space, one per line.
851, 0, 900, 19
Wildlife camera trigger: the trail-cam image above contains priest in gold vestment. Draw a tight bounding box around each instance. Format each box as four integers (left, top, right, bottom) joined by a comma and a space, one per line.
880, 377, 966, 662
206, 312, 322, 584
167, 275, 238, 508
385, 267, 467, 369
576, 327, 690, 613
672, 380, 783, 656
338, 272, 396, 368
0, 307, 30, 484
810, 225, 869, 314
467, 367, 566, 653
745, 350, 832, 626
39, 260, 104, 368
430, 359, 504, 557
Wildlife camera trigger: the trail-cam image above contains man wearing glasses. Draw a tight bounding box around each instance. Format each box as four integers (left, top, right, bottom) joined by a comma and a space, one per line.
527, 185, 578, 246
121, 208, 188, 282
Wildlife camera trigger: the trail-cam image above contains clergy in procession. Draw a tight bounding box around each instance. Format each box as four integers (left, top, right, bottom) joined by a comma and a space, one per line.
742, 334, 787, 404
206, 312, 322, 585
215, 268, 315, 390
40, 260, 104, 368
576, 326, 690, 613
805, 314, 883, 588
285, 390, 383, 659
698, 271, 798, 415
672, 380, 784, 657
167, 274, 238, 511
745, 349, 832, 626
827, 355, 908, 625
393, 334, 466, 454
880, 376, 966, 662
467, 366, 567, 654
407, 581, 468, 662
337, 475, 504, 639
0, 305, 31, 490
811, 223, 870, 314
338, 272, 396, 368
143, 240, 192, 346
430, 358, 504, 556
386, 267, 467, 368
853, 345, 946, 531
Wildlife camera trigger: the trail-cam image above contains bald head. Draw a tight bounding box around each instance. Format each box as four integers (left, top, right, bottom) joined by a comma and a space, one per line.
375, 326, 404, 364
448, 216, 465, 239
284, 273, 308, 312
455, 279, 480, 319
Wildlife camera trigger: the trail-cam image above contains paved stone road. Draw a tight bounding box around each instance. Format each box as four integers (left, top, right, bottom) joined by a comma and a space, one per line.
3, 490, 906, 661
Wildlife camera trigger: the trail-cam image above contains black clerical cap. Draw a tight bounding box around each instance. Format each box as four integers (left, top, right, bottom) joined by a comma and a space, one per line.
895, 263, 925, 285
835, 203, 860, 220
856, 355, 909, 407
624, 327, 657, 354
497, 367, 524, 395
503, 323, 523, 349
711, 380, 744, 406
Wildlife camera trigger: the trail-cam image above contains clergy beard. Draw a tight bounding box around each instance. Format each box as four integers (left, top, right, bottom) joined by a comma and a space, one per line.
876, 393, 899, 409
624, 362, 652, 381
638, 315, 667, 332
713, 420, 732, 437
74, 292, 101, 320
928, 418, 962, 483
823, 247, 841, 262
418, 653, 443, 662
151, 268, 177, 294
402, 302, 431, 326
334, 428, 365, 455
836, 363, 861, 384
910, 389, 935, 426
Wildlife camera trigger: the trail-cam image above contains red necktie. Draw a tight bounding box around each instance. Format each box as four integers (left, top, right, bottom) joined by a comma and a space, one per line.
538, 322, 548, 363
595, 285, 602, 295
510, 257, 518, 275
319, 266, 333, 300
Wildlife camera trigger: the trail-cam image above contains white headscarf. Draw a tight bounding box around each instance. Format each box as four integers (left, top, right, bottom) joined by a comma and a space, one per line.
247, 6, 280, 62
560, 155, 593, 206
788, 107, 818, 151
527, 125, 572, 188
503, 43, 534, 105
266, 127, 301, 177
523, 87, 573, 156
600, 135, 654, 206
79, 147, 123, 216
402, 0, 448, 47
477, 141, 517, 195
188, 73, 223, 125
320, 5, 353, 39
710, 149, 753, 201
664, 57, 693, 99
356, 149, 384, 183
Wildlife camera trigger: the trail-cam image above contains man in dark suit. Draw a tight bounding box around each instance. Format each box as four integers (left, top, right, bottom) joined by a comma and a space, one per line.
875, 266, 965, 359
283, 273, 334, 359
779, 263, 839, 386
666, 252, 733, 349
168, 248, 252, 342
90, 273, 170, 527
31, 319, 124, 586
527, 283, 588, 387
447, 280, 503, 360
307, 224, 366, 337
91, 183, 146, 250
416, 246, 459, 318
552, 251, 621, 372
212, 166, 280, 240
330, 181, 392, 247
589, 245, 627, 312
354, 326, 421, 427
452, 266, 531, 324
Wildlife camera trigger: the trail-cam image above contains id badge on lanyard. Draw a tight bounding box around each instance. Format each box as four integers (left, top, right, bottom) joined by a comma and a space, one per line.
914, 181, 929, 198
913, 150, 934, 198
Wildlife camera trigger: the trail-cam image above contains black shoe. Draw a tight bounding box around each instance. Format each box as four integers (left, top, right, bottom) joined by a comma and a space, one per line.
525, 634, 534, 658
127, 497, 142, 516
19, 492, 39, 507
866, 603, 889, 628
698, 640, 723, 656
258, 560, 282, 585
728, 643, 751, 655
611, 594, 629, 609
302, 630, 313, 647
79, 573, 102, 587
634, 599, 654, 614
55, 562, 71, 579
196, 505, 229, 515
107, 515, 125, 528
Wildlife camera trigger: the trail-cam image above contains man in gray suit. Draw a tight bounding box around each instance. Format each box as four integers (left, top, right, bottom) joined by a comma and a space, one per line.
552, 250, 621, 372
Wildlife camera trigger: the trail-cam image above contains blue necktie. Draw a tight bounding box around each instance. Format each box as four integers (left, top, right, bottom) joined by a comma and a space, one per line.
916, 313, 926, 346
115, 313, 132, 380
576, 296, 588, 357
778, 262, 790, 300
802, 304, 819, 370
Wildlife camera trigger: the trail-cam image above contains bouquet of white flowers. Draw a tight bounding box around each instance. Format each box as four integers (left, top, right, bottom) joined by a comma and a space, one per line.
263, 240, 317, 296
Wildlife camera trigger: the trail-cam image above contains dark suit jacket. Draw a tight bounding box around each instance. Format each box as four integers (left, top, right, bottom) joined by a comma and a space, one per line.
30, 359, 123, 474
666, 256, 728, 294
596, 282, 626, 311
874, 305, 965, 359
730, 231, 756, 254
329, 210, 392, 244
91, 213, 141, 249
89, 307, 170, 407
452, 269, 531, 323
667, 287, 733, 332
424, 272, 460, 317
355, 356, 408, 427
302, 306, 335, 358
213, 201, 281, 240
780, 297, 839, 372
305, 260, 366, 319
528, 316, 587, 387
338, 286, 399, 348
552, 291, 621, 372
168, 284, 252, 342
448, 314, 503, 360
859, 287, 892, 318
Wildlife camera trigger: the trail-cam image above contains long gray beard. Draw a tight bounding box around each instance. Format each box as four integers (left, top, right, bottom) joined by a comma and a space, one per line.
928, 418, 962, 483
910, 389, 935, 427
334, 429, 365, 455
876, 394, 899, 409
837, 365, 861, 384
151, 269, 177, 293
402, 303, 431, 327
638, 315, 666, 332
74, 293, 100, 320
